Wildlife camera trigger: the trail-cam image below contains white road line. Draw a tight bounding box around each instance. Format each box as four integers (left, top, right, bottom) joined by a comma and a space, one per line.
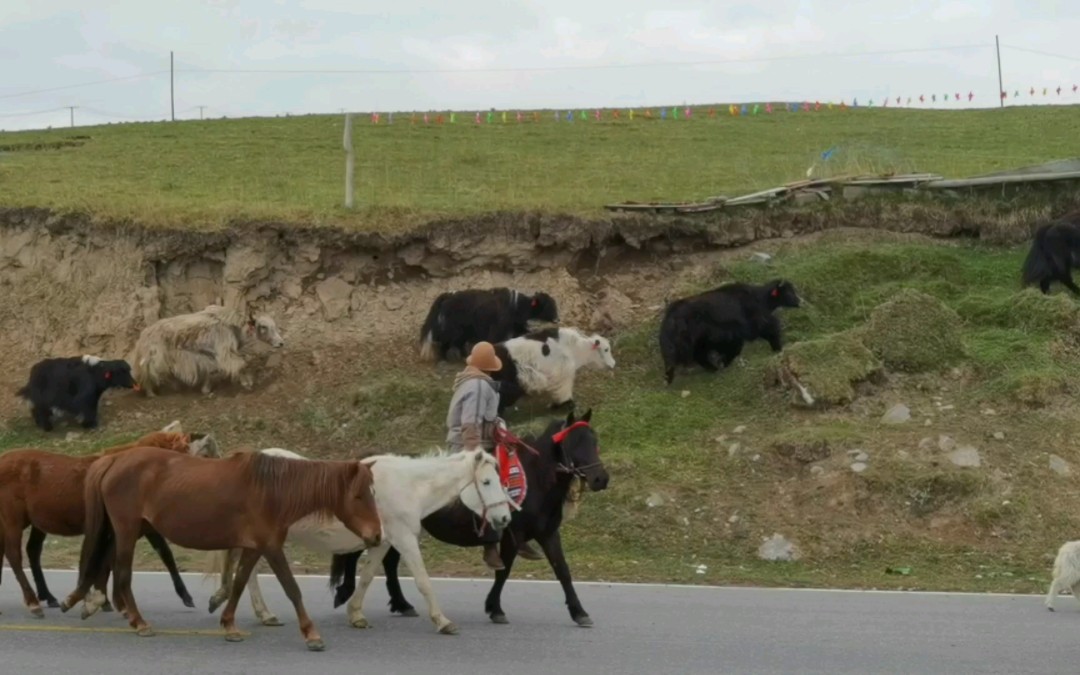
37, 568, 1045, 598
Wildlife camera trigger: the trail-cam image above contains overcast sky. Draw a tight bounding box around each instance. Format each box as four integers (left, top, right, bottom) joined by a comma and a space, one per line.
1, 0, 1078, 131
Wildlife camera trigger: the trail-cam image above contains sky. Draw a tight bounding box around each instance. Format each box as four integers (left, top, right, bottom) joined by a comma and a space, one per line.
1, 0, 1079, 130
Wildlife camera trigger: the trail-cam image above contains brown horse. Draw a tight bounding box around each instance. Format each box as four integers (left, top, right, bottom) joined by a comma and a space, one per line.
61, 448, 382, 651
0, 423, 219, 617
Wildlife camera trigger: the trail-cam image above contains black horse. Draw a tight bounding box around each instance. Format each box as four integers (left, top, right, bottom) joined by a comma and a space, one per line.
329, 409, 609, 627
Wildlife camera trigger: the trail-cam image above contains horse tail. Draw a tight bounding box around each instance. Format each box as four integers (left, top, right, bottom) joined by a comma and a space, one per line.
1022, 224, 1057, 287
74, 456, 115, 596
328, 551, 359, 589
419, 292, 451, 361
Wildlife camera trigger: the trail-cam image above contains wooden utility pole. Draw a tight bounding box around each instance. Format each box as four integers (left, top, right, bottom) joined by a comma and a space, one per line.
67, 106, 77, 127
995, 35, 1004, 108
343, 113, 355, 208
197, 105, 207, 120
170, 51, 176, 121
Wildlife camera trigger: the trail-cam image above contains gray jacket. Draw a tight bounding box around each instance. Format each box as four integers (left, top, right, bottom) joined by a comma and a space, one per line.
446, 377, 500, 450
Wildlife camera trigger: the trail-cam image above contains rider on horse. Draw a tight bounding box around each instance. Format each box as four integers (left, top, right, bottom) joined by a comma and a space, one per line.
446, 341, 542, 570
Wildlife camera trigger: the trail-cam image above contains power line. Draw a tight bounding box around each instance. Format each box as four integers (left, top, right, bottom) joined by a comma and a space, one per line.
1001, 44, 1080, 63
0, 106, 68, 118
0, 71, 168, 100
176, 44, 993, 77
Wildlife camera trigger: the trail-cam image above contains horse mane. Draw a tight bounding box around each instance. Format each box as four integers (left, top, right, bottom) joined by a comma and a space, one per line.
244, 452, 356, 523
100, 431, 190, 456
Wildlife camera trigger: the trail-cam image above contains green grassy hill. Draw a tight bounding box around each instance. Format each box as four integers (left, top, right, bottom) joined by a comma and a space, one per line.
1, 106, 1079, 231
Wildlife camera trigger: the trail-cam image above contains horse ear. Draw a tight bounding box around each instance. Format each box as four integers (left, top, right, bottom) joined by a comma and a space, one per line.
474, 449, 484, 464
581, 408, 592, 423
566, 410, 575, 426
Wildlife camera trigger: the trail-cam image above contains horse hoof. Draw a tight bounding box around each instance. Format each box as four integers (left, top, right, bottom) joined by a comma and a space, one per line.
225, 632, 245, 643
261, 616, 284, 627
350, 618, 371, 629
81, 606, 96, 621
59, 600, 73, 613
395, 608, 419, 618
101, 601, 114, 613
208, 598, 224, 614
44, 598, 60, 609
489, 613, 509, 625
439, 622, 460, 635
30, 606, 44, 619
574, 615, 594, 628
136, 626, 156, 638
306, 639, 326, 652
181, 594, 196, 609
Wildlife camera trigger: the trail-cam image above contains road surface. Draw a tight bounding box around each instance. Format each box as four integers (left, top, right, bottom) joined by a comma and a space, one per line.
0, 570, 1073, 674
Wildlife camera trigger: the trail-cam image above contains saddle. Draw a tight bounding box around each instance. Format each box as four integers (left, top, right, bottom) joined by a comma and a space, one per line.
493, 422, 529, 507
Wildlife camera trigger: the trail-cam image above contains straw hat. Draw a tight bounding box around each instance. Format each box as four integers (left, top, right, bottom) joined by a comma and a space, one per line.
466, 341, 503, 372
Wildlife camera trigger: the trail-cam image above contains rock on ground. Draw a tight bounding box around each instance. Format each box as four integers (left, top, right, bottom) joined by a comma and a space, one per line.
949, 446, 982, 468
757, 533, 801, 562
882, 403, 911, 424
1049, 454, 1072, 476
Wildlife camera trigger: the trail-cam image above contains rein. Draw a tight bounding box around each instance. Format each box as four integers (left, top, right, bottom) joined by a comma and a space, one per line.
466, 459, 518, 538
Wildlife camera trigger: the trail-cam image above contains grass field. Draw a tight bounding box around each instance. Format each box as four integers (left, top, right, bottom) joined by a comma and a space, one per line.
2, 106, 1080, 231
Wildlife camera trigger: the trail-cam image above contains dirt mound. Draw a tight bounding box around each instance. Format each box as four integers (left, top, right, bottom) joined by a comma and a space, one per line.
859, 289, 965, 373
769, 331, 883, 407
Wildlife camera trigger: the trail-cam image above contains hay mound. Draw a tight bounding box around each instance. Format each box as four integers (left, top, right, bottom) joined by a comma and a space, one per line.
859, 289, 964, 372
769, 331, 882, 407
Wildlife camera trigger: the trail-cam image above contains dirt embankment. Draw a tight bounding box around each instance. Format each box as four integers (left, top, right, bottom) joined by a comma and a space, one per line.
0, 196, 1053, 413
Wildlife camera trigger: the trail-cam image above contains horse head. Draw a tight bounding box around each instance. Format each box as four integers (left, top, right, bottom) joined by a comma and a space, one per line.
552, 408, 609, 492
342, 461, 382, 548
188, 433, 223, 458
458, 448, 513, 531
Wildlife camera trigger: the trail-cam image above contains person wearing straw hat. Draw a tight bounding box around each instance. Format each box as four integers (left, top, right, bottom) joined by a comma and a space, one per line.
446, 341, 543, 570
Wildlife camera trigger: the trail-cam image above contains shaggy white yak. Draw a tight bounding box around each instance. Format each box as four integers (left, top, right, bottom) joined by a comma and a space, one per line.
506, 326, 616, 407
1045, 540, 1080, 611
130, 303, 284, 396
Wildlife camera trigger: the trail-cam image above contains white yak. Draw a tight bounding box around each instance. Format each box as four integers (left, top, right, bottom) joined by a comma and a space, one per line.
130, 303, 284, 396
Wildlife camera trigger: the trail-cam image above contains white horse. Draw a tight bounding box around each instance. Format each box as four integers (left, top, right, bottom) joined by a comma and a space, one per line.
207, 446, 514, 635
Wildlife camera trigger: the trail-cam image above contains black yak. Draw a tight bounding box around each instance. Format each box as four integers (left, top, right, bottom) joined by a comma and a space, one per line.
17, 355, 136, 431
418, 288, 559, 362
1021, 215, 1080, 295
659, 279, 802, 384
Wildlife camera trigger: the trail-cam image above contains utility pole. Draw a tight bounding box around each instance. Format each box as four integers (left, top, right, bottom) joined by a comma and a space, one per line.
170, 51, 176, 121
995, 35, 1004, 108
197, 105, 207, 120
67, 106, 77, 127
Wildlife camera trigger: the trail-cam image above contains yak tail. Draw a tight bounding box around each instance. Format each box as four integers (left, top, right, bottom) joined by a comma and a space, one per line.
1021, 225, 1056, 287
15, 385, 29, 399
658, 306, 681, 371
73, 458, 115, 598
418, 292, 451, 361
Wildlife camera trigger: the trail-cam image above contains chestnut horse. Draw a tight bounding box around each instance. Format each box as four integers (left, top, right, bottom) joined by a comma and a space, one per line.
0, 422, 219, 617
61, 448, 382, 652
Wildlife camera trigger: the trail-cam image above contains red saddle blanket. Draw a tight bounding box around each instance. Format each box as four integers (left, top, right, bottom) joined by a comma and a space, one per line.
496, 443, 527, 507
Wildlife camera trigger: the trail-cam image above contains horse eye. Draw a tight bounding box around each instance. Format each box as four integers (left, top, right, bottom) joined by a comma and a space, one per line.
483, 479, 491, 486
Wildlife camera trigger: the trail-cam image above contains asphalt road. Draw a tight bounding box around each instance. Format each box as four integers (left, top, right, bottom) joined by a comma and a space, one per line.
0, 569, 1074, 674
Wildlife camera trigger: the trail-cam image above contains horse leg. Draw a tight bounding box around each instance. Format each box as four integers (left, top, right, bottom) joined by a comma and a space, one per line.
331, 551, 359, 609
261, 548, 325, 651
219, 548, 261, 643
246, 559, 283, 626
346, 541, 391, 629
537, 529, 591, 627
110, 525, 153, 636
484, 535, 519, 624
392, 532, 458, 635
3, 525, 43, 617
26, 526, 59, 608
143, 529, 195, 608
208, 547, 238, 614
382, 547, 418, 617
